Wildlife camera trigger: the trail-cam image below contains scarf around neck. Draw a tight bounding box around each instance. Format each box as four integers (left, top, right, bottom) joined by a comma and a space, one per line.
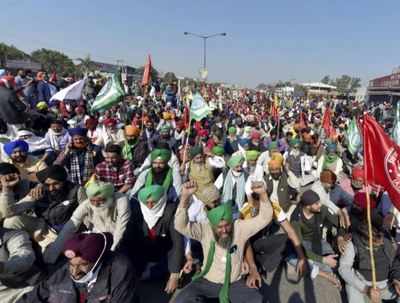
192, 240, 232, 303
139, 194, 167, 229
222, 170, 246, 211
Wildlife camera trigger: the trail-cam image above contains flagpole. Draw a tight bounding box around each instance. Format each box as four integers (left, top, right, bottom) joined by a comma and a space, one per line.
363, 113, 377, 289
365, 184, 377, 288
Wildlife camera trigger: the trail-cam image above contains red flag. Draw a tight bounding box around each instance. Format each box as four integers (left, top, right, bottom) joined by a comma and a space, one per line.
49, 71, 58, 84
182, 105, 190, 130
299, 110, 308, 129
141, 54, 152, 87
322, 106, 336, 138
270, 103, 279, 121
363, 114, 400, 210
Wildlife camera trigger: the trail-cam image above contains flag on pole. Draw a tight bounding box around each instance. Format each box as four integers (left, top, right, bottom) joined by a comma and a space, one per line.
392, 102, 400, 145
190, 93, 211, 121
141, 54, 152, 87
363, 114, 400, 210
50, 78, 86, 102
91, 74, 124, 112
322, 105, 336, 138
270, 96, 279, 121
299, 110, 308, 129
346, 117, 361, 155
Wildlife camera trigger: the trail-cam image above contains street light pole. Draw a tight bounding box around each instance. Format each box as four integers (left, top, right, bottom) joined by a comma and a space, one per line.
184, 32, 227, 79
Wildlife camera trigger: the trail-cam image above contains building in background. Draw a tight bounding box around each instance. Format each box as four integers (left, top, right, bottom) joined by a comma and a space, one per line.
368, 67, 400, 104
301, 82, 337, 98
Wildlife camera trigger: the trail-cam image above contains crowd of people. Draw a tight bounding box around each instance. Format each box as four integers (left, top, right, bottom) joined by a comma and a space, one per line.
0, 68, 399, 303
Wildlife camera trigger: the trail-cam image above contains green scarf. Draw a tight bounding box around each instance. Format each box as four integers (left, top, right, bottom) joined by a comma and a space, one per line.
192, 241, 232, 303
122, 140, 137, 161
322, 153, 339, 170
145, 167, 173, 193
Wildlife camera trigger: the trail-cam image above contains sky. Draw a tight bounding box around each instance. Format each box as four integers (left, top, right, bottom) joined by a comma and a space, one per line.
1, 0, 399, 87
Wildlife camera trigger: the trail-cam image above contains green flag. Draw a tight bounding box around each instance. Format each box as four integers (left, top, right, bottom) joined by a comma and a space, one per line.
91, 74, 124, 112
346, 117, 361, 155
190, 93, 211, 121
392, 102, 400, 145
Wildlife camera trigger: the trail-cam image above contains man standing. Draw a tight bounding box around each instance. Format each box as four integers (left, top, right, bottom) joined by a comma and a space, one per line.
174, 181, 273, 303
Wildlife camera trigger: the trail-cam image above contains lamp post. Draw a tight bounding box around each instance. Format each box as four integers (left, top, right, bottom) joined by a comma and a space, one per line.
183, 32, 227, 80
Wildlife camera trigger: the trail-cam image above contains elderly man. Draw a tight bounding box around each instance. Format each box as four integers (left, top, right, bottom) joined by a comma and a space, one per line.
55, 128, 103, 186
95, 144, 134, 193
264, 158, 299, 213
44, 181, 130, 264
215, 154, 248, 218
128, 185, 184, 294
131, 147, 182, 201
3, 140, 47, 182
174, 181, 273, 303
18, 232, 137, 303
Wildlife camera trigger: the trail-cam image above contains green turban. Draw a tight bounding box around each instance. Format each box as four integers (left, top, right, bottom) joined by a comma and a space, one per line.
151, 148, 172, 162
228, 127, 237, 135
268, 141, 278, 151
190, 145, 203, 159
207, 202, 233, 226
227, 154, 244, 169
289, 138, 301, 147
245, 150, 260, 161
212, 145, 225, 157
86, 181, 114, 199
138, 185, 165, 204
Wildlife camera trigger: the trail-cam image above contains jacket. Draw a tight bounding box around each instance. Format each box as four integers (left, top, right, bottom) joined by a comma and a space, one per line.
126, 202, 184, 275
17, 253, 137, 303
0, 86, 27, 124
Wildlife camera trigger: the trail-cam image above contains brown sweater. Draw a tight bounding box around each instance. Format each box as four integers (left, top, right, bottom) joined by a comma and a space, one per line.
175, 199, 272, 284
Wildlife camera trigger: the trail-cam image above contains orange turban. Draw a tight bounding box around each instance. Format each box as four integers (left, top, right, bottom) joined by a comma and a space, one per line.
125, 125, 140, 137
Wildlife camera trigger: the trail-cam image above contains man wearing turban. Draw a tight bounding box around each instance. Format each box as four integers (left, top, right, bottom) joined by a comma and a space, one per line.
131, 145, 182, 201
264, 157, 299, 213
174, 181, 273, 303
44, 181, 130, 264
4, 140, 47, 182
215, 154, 248, 218
19, 232, 137, 303
128, 185, 184, 295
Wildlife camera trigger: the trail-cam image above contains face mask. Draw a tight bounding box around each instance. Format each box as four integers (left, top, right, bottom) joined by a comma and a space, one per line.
71, 264, 101, 285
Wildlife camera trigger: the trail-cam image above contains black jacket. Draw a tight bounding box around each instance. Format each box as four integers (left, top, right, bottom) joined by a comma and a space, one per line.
124, 201, 184, 276
0, 86, 27, 124
17, 253, 137, 303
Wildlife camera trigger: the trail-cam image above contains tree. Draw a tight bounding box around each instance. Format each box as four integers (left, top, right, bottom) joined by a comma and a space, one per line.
256, 83, 268, 90
76, 54, 95, 76
31, 48, 76, 75
0, 43, 28, 67
333, 75, 362, 96
321, 75, 331, 84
